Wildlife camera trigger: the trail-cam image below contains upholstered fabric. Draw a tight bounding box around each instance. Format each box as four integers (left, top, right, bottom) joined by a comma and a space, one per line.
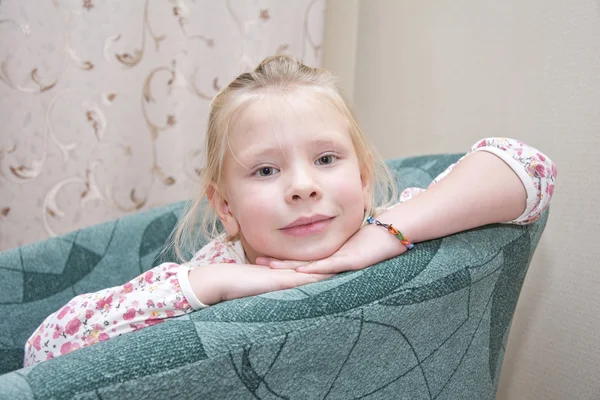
0, 154, 548, 399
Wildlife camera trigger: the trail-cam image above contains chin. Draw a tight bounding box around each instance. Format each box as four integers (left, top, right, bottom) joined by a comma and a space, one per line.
276, 239, 344, 262
245, 230, 352, 262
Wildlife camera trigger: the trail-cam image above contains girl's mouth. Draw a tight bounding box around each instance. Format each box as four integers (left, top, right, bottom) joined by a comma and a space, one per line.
280, 216, 335, 237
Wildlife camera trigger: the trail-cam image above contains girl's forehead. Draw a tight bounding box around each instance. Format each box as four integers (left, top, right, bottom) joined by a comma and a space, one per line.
228, 89, 350, 147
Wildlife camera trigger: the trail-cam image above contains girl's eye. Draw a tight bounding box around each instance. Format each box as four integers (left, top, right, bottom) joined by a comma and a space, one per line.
315, 155, 337, 165
254, 166, 280, 177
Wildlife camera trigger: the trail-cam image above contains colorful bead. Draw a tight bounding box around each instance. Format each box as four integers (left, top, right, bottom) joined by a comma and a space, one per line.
366, 216, 414, 250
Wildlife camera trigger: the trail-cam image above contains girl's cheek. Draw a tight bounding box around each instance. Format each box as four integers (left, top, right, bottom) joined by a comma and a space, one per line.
327, 171, 363, 196
238, 190, 275, 224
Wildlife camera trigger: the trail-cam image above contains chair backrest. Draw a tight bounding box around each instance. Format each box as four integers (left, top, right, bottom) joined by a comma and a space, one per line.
0, 153, 548, 399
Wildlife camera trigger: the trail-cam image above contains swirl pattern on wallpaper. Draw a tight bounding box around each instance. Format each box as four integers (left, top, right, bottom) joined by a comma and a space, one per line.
0, 0, 324, 250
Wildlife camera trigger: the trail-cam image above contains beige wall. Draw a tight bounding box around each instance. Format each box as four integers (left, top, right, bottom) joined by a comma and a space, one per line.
324, 1, 600, 399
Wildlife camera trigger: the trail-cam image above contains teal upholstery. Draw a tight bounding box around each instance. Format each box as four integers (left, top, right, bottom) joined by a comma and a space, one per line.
0, 154, 547, 399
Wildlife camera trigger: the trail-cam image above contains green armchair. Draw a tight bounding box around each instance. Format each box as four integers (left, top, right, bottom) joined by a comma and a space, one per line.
0, 154, 547, 399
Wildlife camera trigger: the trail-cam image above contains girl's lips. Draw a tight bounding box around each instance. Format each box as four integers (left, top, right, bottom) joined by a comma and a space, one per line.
280, 217, 334, 237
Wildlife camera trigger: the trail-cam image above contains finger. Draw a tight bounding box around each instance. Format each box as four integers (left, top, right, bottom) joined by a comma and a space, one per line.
304, 273, 336, 280
269, 259, 309, 270
255, 257, 305, 269
243, 263, 275, 271
295, 263, 324, 274
290, 271, 334, 286
255, 257, 278, 266
296, 259, 353, 274
273, 270, 333, 289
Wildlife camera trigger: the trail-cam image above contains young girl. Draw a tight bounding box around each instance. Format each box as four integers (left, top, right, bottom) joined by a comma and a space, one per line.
24, 55, 556, 366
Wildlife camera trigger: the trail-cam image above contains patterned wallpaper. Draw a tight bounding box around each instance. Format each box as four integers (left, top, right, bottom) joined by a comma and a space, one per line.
0, 0, 324, 251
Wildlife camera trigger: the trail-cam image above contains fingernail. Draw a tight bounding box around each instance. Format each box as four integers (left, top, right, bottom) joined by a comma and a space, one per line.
271, 261, 282, 268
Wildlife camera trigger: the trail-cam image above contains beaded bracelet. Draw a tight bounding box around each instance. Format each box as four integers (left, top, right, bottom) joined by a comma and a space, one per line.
366, 216, 414, 249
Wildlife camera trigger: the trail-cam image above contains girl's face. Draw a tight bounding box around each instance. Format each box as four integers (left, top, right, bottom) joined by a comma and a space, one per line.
215, 88, 370, 263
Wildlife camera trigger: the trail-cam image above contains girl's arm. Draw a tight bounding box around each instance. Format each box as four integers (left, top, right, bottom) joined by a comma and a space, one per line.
183, 240, 332, 307
23, 238, 246, 366
391, 137, 556, 243
261, 138, 557, 273
23, 262, 196, 367
390, 150, 527, 243
24, 239, 331, 367
352, 150, 530, 266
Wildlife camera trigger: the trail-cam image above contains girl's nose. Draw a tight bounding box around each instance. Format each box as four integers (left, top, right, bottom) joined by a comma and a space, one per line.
285, 168, 322, 204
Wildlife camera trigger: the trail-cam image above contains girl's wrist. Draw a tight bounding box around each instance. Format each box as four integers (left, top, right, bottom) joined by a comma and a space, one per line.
366, 215, 415, 251
374, 202, 421, 247
188, 267, 223, 306
353, 221, 408, 266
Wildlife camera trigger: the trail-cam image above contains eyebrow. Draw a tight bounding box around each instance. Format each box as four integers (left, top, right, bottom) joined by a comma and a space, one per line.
236, 136, 346, 162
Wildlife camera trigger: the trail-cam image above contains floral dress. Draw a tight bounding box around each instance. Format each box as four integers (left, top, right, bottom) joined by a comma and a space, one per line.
23, 137, 557, 367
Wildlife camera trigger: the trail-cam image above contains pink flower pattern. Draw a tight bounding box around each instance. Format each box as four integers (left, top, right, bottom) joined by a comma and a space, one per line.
24, 138, 555, 367
65, 318, 82, 336
24, 239, 240, 368
24, 261, 199, 367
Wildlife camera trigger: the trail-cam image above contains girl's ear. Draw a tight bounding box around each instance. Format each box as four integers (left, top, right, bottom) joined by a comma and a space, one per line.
207, 184, 240, 238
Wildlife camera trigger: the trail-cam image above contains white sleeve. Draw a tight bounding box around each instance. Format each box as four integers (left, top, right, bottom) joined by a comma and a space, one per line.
468, 138, 557, 225
177, 265, 209, 310
176, 237, 247, 310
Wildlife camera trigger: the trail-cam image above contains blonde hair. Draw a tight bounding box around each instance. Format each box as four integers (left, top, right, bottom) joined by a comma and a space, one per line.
169, 54, 398, 261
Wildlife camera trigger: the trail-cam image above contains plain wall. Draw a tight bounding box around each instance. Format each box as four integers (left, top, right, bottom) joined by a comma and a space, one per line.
323, 1, 600, 399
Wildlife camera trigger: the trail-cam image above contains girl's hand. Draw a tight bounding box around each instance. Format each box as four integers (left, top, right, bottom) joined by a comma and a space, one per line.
256, 221, 408, 274
188, 263, 334, 305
